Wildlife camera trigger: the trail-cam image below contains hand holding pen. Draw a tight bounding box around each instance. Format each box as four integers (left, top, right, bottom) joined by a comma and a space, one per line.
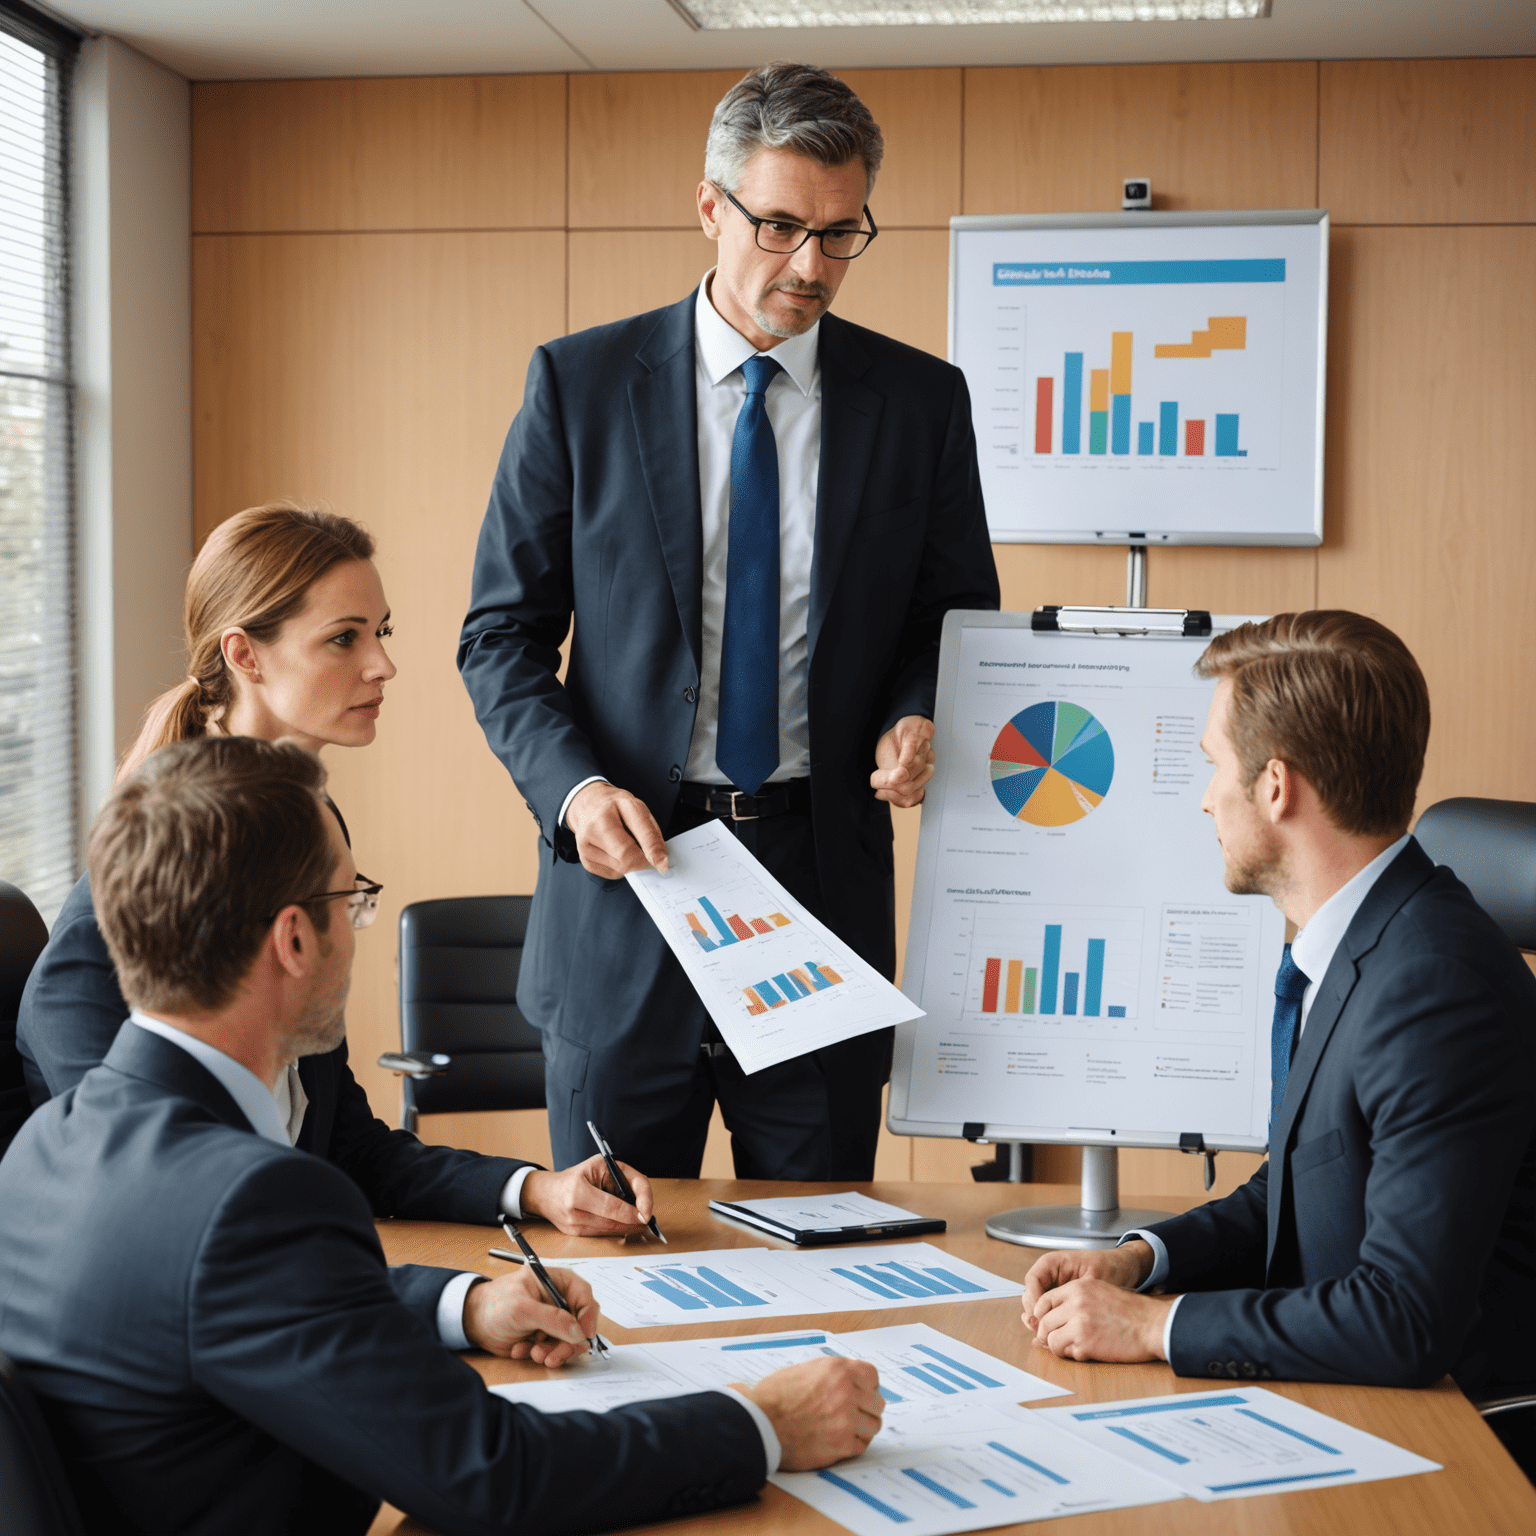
500, 1222, 611, 1360
587, 1120, 666, 1243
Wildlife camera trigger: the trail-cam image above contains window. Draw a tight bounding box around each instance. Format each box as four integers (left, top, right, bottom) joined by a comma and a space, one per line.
0, 3, 78, 921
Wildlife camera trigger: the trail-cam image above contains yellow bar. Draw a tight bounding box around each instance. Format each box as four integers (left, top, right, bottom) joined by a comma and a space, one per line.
1005, 959, 1023, 1013
1110, 332, 1133, 395
770, 913, 791, 927
819, 966, 843, 986
1089, 368, 1109, 412
743, 988, 767, 1016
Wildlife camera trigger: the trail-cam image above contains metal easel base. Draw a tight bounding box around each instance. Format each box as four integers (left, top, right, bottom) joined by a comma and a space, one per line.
984, 1145, 1169, 1251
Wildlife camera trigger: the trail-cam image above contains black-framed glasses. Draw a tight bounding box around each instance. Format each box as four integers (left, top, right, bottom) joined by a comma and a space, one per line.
724, 189, 878, 260
300, 874, 384, 930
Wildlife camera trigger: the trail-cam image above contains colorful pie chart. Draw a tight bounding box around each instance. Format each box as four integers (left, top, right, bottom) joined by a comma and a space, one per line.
990, 701, 1114, 826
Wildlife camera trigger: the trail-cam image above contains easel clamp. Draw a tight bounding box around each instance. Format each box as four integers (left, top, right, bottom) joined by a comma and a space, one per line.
1033, 606, 1212, 637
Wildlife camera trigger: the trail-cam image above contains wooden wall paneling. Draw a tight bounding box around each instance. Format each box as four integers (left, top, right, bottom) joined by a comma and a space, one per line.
962, 62, 1318, 216
836, 69, 963, 228
1318, 225, 1536, 818
192, 76, 568, 234
1149, 547, 1317, 618
1320, 59, 1536, 227
193, 229, 567, 1126
830, 228, 949, 358
566, 230, 717, 333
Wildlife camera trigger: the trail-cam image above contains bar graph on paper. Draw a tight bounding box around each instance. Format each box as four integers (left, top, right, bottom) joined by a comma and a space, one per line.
964, 907, 1144, 1023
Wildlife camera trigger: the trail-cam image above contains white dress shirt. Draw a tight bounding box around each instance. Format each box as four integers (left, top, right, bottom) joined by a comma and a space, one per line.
1126, 833, 1414, 1360
559, 269, 821, 824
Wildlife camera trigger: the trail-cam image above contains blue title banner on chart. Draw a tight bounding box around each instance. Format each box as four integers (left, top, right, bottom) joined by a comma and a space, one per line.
993, 259, 1286, 286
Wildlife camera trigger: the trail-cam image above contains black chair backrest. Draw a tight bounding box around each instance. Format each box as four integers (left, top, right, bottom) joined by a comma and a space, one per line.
0, 1353, 84, 1536
1, 881, 49, 1156
398, 896, 545, 1117
1414, 798, 1536, 951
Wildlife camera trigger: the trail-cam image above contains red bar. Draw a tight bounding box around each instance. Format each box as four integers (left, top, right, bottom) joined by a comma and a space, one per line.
726, 915, 754, 941
1185, 419, 1205, 456
1034, 377, 1054, 454
982, 957, 1001, 1013
750, 918, 772, 934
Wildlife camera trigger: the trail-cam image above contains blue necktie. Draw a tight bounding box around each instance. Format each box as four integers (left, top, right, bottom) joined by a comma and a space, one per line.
716, 354, 783, 795
1270, 943, 1309, 1142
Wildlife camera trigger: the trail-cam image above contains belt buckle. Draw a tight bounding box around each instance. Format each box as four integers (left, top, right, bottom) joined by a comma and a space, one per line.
727, 791, 758, 822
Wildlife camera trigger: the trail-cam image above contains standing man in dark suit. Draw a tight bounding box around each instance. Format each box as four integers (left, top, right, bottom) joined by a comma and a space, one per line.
1018, 611, 1536, 1401
459, 63, 1000, 1179
0, 736, 882, 1536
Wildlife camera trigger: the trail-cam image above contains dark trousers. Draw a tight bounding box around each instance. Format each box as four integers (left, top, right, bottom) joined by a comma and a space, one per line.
543, 800, 891, 1182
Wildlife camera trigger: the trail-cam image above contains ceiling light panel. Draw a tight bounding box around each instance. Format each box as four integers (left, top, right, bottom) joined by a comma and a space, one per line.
670, 1, 1272, 25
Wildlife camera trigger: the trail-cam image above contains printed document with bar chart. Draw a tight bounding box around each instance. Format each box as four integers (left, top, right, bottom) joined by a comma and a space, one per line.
890, 614, 1288, 1151
950, 212, 1326, 543
627, 821, 922, 1074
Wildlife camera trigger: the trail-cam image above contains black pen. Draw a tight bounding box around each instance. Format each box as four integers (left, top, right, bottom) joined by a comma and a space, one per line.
587, 1119, 666, 1243
500, 1222, 609, 1360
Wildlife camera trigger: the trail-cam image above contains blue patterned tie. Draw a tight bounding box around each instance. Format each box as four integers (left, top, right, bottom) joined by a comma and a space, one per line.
716, 354, 783, 795
1270, 943, 1309, 1142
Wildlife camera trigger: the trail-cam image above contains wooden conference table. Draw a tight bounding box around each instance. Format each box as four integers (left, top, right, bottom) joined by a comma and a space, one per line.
369, 1179, 1536, 1536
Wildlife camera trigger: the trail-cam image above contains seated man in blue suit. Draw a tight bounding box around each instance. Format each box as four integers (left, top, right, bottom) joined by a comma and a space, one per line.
1020, 611, 1536, 1400
0, 737, 883, 1536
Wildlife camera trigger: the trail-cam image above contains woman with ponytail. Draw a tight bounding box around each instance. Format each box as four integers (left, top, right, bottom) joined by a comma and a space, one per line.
18, 502, 651, 1238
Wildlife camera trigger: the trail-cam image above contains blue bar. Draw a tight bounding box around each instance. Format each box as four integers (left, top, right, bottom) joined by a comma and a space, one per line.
912, 1344, 1003, 1389
859, 1265, 929, 1298
833, 1267, 905, 1299
1108, 1005, 1126, 1018
881, 1262, 953, 1295
982, 1480, 1016, 1498
639, 1278, 708, 1310
660, 1268, 748, 1308
817, 1470, 911, 1523
1111, 395, 1131, 455
691, 930, 716, 952
1137, 421, 1154, 455
1209, 1470, 1357, 1492
878, 1386, 904, 1403
924, 1267, 985, 1294
698, 897, 736, 945
803, 963, 832, 990
1215, 414, 1245, 457
917, 1362, 979, 1391
1062, 353, 1083, 454
1236, 1407, 1342, 1453
988, 1442, 1069, 1485
1074, 1394, 1247, 1419
1085, 939, 1105, 1017
696, 1267, 766, 1306
902, 1469, 975, 1510
1159, 401, 1178, 456
994, 259, 1286, 286
903, 1365, 958, 1394
774, 972, 806, 1000
754, 978, 783, 1006
1108, 1424, 1190, 1463
1041, 925, 1061, 1012
1063, 972, 1079, 1015
721, 1333, 825, 1350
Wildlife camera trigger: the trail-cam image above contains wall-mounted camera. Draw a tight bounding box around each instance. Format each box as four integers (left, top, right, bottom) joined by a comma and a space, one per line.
1122, 177, 1152, 211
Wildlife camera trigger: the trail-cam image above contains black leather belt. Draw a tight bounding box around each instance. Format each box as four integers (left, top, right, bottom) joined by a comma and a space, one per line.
678, 778, 812, 822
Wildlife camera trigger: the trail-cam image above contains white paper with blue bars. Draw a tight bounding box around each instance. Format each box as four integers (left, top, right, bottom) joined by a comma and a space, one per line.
1035, 1385, 1440, 1501
555, 1242, 1019, 1329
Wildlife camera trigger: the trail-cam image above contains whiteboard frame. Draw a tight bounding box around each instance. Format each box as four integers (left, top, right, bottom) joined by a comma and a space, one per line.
888, 608, 1273, 1154
948, 208, 1329, 547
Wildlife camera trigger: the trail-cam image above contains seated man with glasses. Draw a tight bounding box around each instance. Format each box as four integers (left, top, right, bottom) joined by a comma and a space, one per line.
0, 737, 885, 1534
461, 62, 999, 1184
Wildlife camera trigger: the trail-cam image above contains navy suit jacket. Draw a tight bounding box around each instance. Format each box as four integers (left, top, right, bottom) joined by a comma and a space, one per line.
458, 292, 999, 1039
17, 872, 527, 1225
1151, 840, 1536, 1393
0, 1026, 767, 1535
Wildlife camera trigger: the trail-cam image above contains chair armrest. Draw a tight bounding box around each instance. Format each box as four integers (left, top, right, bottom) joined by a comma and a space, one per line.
378, 1051, 452, 1080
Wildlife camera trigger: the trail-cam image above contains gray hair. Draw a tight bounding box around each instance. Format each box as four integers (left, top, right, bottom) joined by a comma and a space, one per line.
704, 63, 884, 198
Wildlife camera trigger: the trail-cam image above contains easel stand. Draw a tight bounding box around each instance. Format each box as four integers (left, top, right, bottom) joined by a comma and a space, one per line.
985, 547, 1212, 1250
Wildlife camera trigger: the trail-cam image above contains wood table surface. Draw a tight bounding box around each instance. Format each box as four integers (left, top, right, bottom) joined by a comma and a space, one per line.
368, 1179, 1536, 1536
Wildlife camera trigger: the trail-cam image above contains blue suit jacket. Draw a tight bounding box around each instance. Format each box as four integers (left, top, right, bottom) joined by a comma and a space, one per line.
0, 1026, 766, 1535
1152, 840, 1536, 1393
458, 293, 999, 1043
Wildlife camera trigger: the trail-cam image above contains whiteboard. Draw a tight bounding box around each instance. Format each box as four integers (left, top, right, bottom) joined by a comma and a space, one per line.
950, 210, 1327, 545
889, 611, 1287, 1152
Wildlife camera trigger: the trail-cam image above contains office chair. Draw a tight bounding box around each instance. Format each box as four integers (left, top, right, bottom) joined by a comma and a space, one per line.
379, 895, 545, 1133
0, 1352, 85, 1536
1413, 796, 1536, 1482
0, 881, 49, 1158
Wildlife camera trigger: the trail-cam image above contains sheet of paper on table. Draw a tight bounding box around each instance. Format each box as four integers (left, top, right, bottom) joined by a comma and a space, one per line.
1035, 1386, 1442, 1501
772, 1402, 1185, 1536
625, 821, 922, 1074
555, 1242, 1020, 1330
490, 1324, 1069, 1428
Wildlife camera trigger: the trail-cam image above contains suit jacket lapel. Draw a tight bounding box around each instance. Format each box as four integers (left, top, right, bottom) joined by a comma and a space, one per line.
630, 295, 705, 672
1265, 839, 1439, 1265
809, 314, 883, 665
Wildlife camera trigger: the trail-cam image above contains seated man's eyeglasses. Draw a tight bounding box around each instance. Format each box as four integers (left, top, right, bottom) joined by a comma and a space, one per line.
724, 189, 878, 260
301, 875, 384, 930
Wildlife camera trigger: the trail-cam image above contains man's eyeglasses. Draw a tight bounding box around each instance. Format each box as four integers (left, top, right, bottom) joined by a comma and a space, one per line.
724, 189, 878, 260
301, 874, 384, 930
